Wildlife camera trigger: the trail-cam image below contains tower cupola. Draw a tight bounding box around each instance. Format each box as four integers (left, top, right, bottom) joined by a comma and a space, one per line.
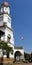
0, 2, 11, 28
2, 2, 9, 7
1, 2, 10, 14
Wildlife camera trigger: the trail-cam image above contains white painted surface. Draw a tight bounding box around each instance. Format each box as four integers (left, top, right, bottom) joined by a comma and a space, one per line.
3, 14, 11, 28
14, 48, 24, 59
9, 53, 14, 58
14, 49, 24, 55
1, 6, 10, 14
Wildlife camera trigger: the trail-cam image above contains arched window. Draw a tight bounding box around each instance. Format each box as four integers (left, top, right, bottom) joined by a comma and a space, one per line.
7, 34, 11, 42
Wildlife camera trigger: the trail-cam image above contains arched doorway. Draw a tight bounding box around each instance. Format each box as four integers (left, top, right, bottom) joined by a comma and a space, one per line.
14, 51, 22, 61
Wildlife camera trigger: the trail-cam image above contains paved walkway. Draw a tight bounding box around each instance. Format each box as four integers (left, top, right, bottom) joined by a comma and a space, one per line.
13, 63, 32, 65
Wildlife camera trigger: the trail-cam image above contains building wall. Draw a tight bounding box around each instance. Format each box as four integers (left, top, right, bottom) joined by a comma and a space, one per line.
14, 48, 24, 59
3, 14, 11, 28
0, 14, 11, 28
14, 48, 24, 55
0, 27, 14, 46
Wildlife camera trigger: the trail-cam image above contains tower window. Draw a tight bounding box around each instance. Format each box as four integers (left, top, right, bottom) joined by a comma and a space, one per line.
7, 34, 11, 42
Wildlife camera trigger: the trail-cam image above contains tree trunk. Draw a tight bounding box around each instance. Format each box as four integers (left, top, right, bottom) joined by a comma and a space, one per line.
7, 52, 9, 58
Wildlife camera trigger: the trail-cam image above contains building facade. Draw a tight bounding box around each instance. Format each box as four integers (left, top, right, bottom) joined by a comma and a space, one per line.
0, 2, 14, 59
0, 2, 24, 60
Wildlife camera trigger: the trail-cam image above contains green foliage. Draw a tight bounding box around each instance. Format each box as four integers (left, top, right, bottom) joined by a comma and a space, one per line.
0, 41, 13, 52
31, 52, 32, 58
30, 52, 32, 62
24, 52, 30, 61
0, 41, 13, 58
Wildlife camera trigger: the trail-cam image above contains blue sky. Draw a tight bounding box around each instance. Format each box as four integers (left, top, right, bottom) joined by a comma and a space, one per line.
0, 0, 32, 52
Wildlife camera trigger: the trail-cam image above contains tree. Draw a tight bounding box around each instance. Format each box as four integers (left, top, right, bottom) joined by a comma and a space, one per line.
24, 52, 30, 61
31, 52, 32, 62
0, 41, 13, 58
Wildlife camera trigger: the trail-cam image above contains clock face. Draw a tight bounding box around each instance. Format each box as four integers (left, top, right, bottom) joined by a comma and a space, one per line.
4, 7, 10, 14
4, 7, 8, 12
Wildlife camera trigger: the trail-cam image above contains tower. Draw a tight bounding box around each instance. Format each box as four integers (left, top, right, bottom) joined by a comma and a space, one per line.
0, 2, 14, 58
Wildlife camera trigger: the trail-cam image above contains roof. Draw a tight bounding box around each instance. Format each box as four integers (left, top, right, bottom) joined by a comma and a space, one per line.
14, 46, 23, 49
0, 25, 13, 32
0, 12, 12, 18
1, 2, 10, 7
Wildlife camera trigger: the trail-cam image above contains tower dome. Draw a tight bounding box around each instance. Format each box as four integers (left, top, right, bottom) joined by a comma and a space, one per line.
1, 2, 9, 7
1, 2, 10, 14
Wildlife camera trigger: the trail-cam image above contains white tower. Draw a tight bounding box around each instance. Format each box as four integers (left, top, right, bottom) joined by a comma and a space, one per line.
0, 2, 14, 58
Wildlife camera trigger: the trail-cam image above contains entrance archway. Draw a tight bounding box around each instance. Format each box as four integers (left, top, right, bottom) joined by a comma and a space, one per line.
14, 51, 22, 61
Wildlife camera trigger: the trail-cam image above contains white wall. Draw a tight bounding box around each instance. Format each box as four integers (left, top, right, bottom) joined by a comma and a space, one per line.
5, 27, 14, 45
14, 48, 24, 59
14, 48, 24, 55
3, 14, 11, 28
0, 14, 11, 28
